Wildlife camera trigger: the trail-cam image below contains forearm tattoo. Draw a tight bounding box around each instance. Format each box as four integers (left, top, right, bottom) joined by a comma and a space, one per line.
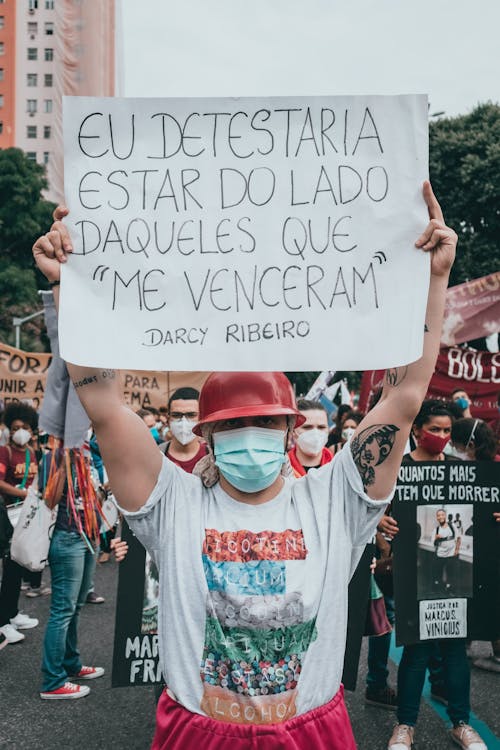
385, 365, 408, 387
351, 424, 399, 489
72, 370, 116, 389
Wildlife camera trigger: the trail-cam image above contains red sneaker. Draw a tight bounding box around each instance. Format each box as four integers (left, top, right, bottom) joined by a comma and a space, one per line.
71, 666, 105, 680
40, 682, 90, 700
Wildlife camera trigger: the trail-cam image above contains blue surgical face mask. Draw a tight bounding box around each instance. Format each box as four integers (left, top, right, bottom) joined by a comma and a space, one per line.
455, 397, 469, 410
213, 426, 286, 493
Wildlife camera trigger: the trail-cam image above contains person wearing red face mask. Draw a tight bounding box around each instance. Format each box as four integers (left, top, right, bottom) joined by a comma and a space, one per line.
388, 401, 488, 750
407, 400, 453, 462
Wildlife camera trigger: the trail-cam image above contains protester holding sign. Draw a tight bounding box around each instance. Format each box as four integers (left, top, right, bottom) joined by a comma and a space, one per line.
388, 400, 488, 750
32, 180, 456, 748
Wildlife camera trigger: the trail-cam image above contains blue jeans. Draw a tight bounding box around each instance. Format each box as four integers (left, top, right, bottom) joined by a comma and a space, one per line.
41, 529, 96, 691
397, 639, 470, 727
366, 595, 395, 689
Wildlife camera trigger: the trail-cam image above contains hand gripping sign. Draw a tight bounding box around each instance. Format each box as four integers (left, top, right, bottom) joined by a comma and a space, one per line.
61, 94, 429, 371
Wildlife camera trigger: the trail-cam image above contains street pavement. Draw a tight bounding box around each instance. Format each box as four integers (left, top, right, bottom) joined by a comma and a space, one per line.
1, 559, 499, 750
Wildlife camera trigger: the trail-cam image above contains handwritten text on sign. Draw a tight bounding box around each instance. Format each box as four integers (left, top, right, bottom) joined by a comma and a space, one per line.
61, 95, 429, 370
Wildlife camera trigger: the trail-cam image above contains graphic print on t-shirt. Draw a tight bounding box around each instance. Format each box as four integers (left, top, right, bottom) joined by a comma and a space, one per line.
200, 528, 317, 724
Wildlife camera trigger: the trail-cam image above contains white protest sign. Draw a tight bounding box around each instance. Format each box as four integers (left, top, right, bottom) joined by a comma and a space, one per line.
419, 598, 467, 640
60, 95, 429, 371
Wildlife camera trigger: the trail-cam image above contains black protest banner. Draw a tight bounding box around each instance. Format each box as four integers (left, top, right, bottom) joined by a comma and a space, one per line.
392, 461, 500, 646
112, 521, 161, 687
342, 543, 374, 691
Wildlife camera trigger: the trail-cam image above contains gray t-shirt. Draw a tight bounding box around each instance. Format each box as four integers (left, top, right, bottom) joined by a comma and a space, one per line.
120, 444, 390, 724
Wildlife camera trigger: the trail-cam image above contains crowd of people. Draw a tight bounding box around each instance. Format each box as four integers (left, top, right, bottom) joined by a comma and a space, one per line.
0, 181, 497, 749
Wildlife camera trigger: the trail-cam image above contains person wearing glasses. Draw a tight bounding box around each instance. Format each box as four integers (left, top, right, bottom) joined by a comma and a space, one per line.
158, 388, 208, 472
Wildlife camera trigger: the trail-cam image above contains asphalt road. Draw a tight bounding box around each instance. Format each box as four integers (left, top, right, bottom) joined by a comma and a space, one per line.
1, 559, 499, 750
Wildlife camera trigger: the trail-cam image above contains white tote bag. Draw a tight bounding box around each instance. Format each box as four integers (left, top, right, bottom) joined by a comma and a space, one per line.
10, 478, 58, 572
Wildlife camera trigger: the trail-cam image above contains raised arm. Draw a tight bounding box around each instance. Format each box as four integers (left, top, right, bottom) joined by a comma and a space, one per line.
33, 209, 162, 512
351, 181, 457, 500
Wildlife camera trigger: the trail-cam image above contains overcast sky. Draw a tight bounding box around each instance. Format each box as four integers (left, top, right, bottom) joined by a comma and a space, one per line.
119, 0, 499, 118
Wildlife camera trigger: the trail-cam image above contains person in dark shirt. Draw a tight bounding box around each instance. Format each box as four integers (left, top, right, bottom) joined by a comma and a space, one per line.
0, 403, 39, 645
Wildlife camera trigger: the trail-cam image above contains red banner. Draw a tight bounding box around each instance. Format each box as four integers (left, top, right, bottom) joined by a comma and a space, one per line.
359, 347, 500, 421
442, 271, 500, 346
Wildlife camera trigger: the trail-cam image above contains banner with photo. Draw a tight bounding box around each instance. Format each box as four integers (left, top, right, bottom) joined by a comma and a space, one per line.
392, 461, 500, 646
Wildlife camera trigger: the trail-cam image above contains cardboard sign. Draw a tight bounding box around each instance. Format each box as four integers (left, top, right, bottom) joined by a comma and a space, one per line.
112, 521, 373, 690
392, 461, 500, 646
61, 94, 429, 371
0, 343, 52, 411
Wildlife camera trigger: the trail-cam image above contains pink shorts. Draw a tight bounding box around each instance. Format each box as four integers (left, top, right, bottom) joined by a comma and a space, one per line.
151, 685, 357, 750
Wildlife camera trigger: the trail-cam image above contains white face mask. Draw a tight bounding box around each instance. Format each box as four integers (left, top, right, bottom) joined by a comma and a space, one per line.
342, 427, 356, 442
296, 429, 328, 457
12, 428, 31, 447
169, 417, 197, 446
450, 446, 469, 461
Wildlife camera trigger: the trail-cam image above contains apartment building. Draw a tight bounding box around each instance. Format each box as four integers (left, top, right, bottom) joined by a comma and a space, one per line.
0, 0, 116, 200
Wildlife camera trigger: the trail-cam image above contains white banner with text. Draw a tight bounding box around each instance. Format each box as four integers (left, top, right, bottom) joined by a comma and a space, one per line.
60, 94, 429, 370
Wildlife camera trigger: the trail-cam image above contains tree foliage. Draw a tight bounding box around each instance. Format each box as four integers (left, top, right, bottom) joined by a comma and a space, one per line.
0, 148, 55, 348
429, 103, 500, 285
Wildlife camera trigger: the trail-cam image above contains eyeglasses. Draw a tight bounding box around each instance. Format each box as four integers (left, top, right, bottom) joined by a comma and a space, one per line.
169, 412, 199, 420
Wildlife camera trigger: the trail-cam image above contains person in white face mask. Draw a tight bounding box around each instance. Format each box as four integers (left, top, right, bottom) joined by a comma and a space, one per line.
288, 399, 332, 477
158, 387, 208, 473
0, 403, 39, 645
329, 411, 364, 456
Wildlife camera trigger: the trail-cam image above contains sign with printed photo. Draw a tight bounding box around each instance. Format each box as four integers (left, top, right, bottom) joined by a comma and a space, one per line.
392, 461, 500, 646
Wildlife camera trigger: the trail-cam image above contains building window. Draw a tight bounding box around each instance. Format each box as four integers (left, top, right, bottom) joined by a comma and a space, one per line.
0, 68, 3, 81
44, 21, 54, 35
27, 125, 37, 139
0, 42, 4, 55
26, 151, 37, 161
43, 151, 49, 164
0, 122, 3, 134
28, 21, 38, 35
29, 0, 39, 10
27, 73, 38, 86
27, 99, 37, 113
44, 47, 53, 61
44, 98, 53, 113
0, 95, 3, 108
45, 0, 54, 8
44, 125, 51, 138
28, 47, 38, 61
44, 73, 53, 86
0, 16, 4, 30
